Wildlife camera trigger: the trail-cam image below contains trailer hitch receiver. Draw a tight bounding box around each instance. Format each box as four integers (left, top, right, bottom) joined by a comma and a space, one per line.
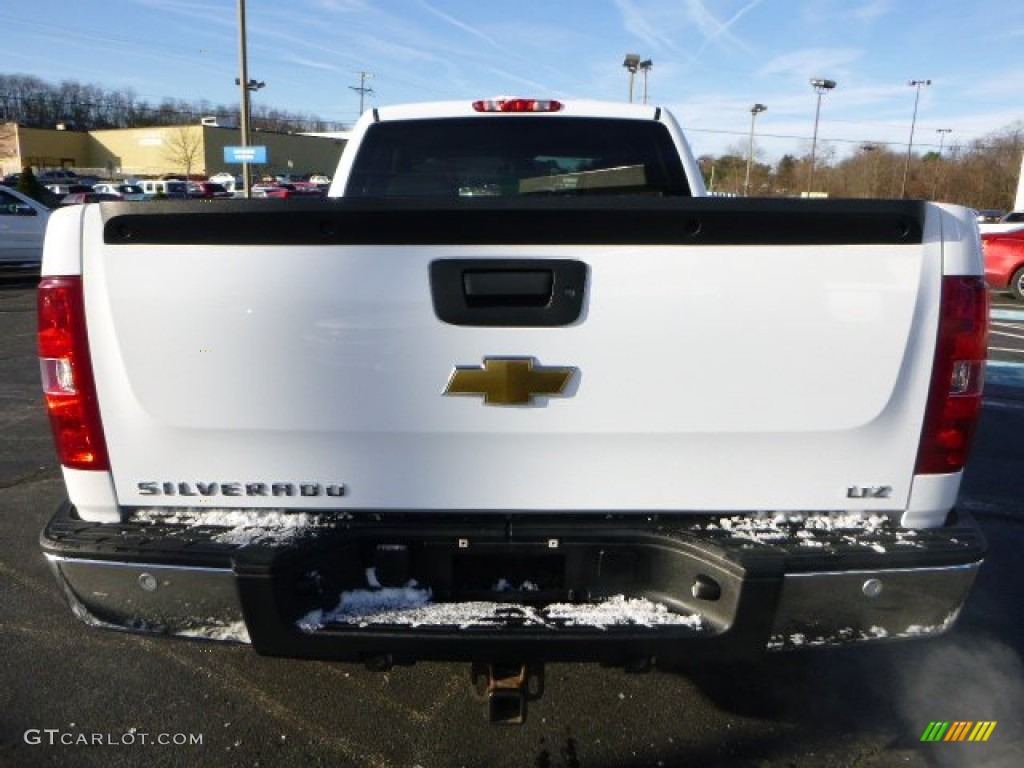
471, 662, 544, 724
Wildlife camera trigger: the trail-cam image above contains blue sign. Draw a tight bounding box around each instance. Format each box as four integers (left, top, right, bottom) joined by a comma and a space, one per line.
224, 145, 268, 164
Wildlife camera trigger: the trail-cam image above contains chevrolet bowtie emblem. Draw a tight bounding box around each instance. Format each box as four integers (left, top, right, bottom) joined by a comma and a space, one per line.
444, 357, 575, 406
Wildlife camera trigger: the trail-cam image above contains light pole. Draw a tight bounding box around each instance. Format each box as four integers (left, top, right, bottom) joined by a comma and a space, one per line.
744, 103, 767, 196
234, 75, 264, 196
236, 0, 268, 199
638, 59, 653, 104
623, 54, 641, 103
701, 158, 716, 193
932, 127, 951, 199
807, 77, 836, 196
901, 78, 931, 198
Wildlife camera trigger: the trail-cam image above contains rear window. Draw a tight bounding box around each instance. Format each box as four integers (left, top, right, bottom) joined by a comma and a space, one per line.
345, 117, 691, 198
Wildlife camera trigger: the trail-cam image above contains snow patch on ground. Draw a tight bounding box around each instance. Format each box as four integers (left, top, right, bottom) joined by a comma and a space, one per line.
297, 590, 703, 632
130, 508, 327, 546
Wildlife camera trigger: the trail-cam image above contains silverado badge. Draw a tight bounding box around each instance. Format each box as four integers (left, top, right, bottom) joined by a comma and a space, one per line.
444, 357, 575, 406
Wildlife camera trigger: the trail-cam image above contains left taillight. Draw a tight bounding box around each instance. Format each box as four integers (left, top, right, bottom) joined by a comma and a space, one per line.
38, 276, 109, 470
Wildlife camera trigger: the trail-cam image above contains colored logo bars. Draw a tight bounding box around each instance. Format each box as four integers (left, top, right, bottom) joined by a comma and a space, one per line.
920, 721, 997, 742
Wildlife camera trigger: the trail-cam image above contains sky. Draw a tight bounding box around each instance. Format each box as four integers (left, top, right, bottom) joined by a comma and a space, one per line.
2, 0, 1023, 162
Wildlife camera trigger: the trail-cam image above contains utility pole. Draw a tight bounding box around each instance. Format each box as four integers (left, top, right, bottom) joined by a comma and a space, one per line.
350, 72, 374, 115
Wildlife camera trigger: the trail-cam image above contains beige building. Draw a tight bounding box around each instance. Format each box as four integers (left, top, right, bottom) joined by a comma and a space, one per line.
1, 122, 346, 180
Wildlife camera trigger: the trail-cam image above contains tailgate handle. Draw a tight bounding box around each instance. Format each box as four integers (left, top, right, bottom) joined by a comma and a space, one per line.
430, 259, 587, 327
463, 269, 553, 307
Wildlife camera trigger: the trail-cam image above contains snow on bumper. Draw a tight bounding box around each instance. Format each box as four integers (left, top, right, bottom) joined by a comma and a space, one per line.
41, 502, 984, 664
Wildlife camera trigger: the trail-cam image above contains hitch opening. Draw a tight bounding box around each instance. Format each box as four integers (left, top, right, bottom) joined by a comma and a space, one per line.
471, 662, 544, 725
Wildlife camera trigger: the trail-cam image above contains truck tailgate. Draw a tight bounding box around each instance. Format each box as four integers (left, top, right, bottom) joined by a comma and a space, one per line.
79, 198, 940, 514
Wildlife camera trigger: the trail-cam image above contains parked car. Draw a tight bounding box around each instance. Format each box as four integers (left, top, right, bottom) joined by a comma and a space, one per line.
252, 182, 326, 199
92, 183, 151, 201
1000, 211, 1024, 224
45, 183, 93, 197
252, 183, 284, 198
981, 228, 1024, 301
0, 185, 50, 267
208, 173, 243, 195
187, 181, 233, 199
138, 179, 189, 199
975, 208, 1004, 224
37, 169, 80, 184
59, 192, 123, 206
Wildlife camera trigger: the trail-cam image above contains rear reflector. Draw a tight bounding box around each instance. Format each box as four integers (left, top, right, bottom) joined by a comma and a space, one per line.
915, 276, 988, 475
472, 98, 563, 113
38, 277, 110, 471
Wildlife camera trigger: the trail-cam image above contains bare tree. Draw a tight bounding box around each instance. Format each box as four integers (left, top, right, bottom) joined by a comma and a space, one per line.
163, 126, 204, 179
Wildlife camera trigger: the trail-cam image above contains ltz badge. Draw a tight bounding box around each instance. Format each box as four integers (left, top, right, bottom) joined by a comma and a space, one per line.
443, 358, 575, 406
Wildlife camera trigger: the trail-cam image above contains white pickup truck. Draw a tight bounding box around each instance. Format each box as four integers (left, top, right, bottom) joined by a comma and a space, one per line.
39, 98, 988, 721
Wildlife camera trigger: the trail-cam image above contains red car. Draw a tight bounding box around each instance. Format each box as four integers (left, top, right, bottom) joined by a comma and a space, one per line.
982, 228, 1024, 301
187, 182, 233, 199
252, 182, 325, 199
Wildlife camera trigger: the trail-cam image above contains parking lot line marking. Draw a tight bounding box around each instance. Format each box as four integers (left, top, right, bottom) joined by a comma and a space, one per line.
317, 663, 441, 724
0, 559, 67, 604
990, 309, 1024, 322
0, 621, 80, 639
422, 674, 466, 720
990, 325, 1024, 341
136, 637, 393, 768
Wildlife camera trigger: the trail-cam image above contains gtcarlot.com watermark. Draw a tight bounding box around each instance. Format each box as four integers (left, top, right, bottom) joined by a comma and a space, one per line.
25, 728, 202, 746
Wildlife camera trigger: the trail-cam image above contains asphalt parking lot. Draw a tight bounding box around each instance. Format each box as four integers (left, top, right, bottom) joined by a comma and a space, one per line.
1, 276, 1023, 768
988, 293, 1024, 382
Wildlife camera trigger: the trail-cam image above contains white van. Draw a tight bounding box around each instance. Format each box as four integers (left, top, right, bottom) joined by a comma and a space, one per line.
138, 180, 189, 198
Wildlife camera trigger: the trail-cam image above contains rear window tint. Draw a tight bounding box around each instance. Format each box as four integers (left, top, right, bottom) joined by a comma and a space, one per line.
345, 117, 691, 198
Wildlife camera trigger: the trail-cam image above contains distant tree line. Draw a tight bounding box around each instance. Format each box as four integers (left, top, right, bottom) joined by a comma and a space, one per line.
701, 122, 1024, 211
0, 73, 345, 134
4, 73, 1020, 210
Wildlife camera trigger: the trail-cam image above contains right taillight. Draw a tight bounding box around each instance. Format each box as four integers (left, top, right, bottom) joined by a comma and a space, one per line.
915, 276, 988, 474
38, 276, 109, 471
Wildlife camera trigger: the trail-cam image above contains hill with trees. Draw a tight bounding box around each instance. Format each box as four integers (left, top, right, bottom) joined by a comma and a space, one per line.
0, 73, 341, 134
